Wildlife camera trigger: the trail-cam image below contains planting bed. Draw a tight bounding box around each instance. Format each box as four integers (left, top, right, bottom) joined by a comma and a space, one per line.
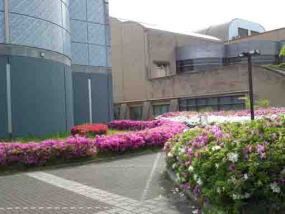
164, 116, 285, 213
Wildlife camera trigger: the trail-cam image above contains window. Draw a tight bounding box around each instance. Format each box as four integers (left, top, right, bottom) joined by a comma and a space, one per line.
179, 95, 245, 112
250, 30, 260, 36
151, 61, 170, 78
177, 59, 194, 73
153, 104, 170, 117
238, 28, 249, 38
113, 105, 120, 120
129, 106, 143, 120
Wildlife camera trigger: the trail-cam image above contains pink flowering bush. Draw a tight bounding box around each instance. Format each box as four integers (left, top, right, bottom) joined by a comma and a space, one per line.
165, 116, 285, 213
0, 136, 97, 167
96, 120, 187, 152
160, 107, 285, 118
0, 120, 187, 168
108, 120, 168, 130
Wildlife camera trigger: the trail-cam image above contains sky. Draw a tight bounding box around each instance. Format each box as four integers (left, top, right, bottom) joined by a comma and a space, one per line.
109, 0, 284, 33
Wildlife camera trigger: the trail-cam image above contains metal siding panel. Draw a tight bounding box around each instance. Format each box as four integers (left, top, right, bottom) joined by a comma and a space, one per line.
64, 66, 74, 130
72, 71, 90, 125
0, 56, 8, 137
107, 71, 113, 121
91, 72, 109, 123
10, 56, 67, 136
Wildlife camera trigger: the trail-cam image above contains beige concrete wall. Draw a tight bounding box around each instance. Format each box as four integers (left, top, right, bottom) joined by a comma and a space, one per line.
111, 18, 285, 117
229, 28, 285, 44
147, 29, 222, 77
111, 18, 223, 103
111, 18, 149, 103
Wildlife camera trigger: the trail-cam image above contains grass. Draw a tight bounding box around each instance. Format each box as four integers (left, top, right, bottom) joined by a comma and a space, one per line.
0, 130, 131, 143
266, 63, 285, 70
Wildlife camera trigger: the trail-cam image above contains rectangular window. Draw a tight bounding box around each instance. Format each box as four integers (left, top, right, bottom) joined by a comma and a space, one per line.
250, 30, 260, 36
179, 95, 245, 112
113, 105, 120, 120
238, 28, 249, 38
129, 106, 143, 120
153, 104, 170, 117
151, 61, 170, 78
177, 59, 194, 73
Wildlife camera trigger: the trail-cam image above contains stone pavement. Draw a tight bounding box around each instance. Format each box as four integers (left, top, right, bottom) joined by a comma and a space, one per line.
0, 152, 197, 213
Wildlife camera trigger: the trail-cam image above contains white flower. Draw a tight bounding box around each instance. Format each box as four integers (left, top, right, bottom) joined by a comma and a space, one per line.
232, 194, 241, 200
172, 163, 177, 169
193, 174, 198, 181
215, 163, 219, 169
212, 145, 221, 151
217, 187, 221, 194
244, 174, 248, 180
188, 166, 194, 172
231, 176, 237, 184
179, 148, 186, 154
227, 152, 239, 163
270, 182, 281, 193
167, 152, 173, 158
197, 178, 203, 186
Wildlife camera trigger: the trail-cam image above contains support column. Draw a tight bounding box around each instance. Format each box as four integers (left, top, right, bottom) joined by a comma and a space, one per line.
142, 101, 152, 120
169, 99, 179, 112
120, 103, 129, 120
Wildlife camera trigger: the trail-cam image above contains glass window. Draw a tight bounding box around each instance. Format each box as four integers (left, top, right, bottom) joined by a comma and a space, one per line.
238, 28, 249, 38
179, 95, 245, 112
153, 104, 170, 117
130, 106, 143, 120
113, 105, 120, 120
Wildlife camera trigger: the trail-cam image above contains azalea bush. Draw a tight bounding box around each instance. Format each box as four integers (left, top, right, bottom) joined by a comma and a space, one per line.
164, 116, 285, 213
0, 120, 187, 168
0, 136, 97, 167
96, 120, 187, 152
108, 120, 166, 130
71, 123, 108, 136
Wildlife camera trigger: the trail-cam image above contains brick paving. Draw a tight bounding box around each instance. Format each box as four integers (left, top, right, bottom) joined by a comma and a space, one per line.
0, 152, 197, 213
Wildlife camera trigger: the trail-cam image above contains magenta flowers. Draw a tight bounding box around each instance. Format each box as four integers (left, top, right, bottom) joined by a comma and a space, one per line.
0, 136, 97, 167
96, 120, 188, 152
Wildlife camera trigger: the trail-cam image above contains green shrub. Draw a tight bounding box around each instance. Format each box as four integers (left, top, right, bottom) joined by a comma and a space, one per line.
279, 45, 285, 57
165, 117, 285, 213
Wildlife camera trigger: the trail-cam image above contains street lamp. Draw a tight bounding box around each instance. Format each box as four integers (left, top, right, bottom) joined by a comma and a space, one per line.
238, 49, 261, 120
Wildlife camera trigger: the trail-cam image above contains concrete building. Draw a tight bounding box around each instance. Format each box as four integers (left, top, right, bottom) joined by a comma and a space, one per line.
0, 0, 112, 137
111, 18, 285, 120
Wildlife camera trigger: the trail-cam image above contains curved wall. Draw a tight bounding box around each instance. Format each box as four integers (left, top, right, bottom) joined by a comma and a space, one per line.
227, 40, 279, 63
176, 44, 225, 60
0, 0, 74, 137
176, 44, 225, 71
6, 0, 71, 57
228, 19, 265, 40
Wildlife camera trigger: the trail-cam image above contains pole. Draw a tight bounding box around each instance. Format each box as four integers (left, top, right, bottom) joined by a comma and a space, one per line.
248, 55, 255, 120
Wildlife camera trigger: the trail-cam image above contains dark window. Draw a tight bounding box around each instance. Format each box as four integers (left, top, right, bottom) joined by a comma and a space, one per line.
251, 30, 260, 36
238, 28, 249, 38
177, 59, 194, 73
153, 104, 170, 117
130, 106, 143, 120
113, 105, 120, 120
179, 95, 245, 112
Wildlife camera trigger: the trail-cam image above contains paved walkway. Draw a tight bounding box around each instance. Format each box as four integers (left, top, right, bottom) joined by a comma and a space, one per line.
0, 152, 197, 213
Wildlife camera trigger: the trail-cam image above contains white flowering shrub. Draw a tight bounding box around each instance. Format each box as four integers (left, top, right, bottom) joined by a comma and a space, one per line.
164, 116, 285, 213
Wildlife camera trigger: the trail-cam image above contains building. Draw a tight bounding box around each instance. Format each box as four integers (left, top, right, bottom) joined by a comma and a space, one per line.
0, 0, 112, 137
196, 18, 265, 41
111, 17, 285, 120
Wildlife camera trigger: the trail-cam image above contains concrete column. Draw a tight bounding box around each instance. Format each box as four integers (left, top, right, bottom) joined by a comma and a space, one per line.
142, 101, 152, 120
169, 99, 179, 112
120, 104, 129, 120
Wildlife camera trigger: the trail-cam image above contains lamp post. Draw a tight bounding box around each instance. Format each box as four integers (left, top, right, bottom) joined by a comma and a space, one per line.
238, 50, 261, 120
